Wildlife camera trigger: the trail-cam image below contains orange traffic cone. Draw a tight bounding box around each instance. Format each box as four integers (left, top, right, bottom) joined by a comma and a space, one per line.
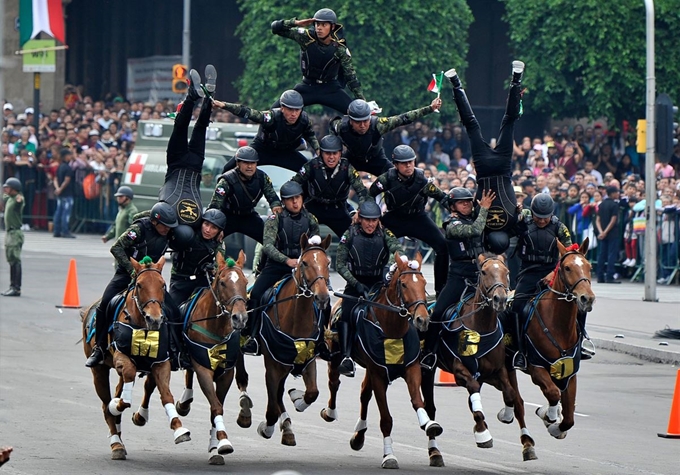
56, 258, 81, 309
658, 369, 680, 438
434, 369, 457, 387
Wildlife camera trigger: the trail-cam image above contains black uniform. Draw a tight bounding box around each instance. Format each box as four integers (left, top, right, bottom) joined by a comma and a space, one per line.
208, 169, 282, 244
369, 169, 449, 293
291, 156, 368, 237
161, 96, 213, 228
169, 233, 223, 305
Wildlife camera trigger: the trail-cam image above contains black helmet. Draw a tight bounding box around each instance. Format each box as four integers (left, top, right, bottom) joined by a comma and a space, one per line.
280, 181, 303, 199
3, 177, 22, 193
150, 202, 179, 228
202, 208, 227, 231
114, 185, 134, 199
319, 135, 343, 152
280, 90, 304, 110
358, 201, 382, 219
392, 145, 416, 163
485, 231, 510, 254
170, 224, 195, 250
347, 99, 372, 121
531, 193, 555, 219
449, 187, 474, 202
234, 146, 259, 163
313, 8, 337, 24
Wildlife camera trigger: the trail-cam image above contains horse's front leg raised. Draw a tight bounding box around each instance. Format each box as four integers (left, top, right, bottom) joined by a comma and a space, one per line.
131, 375, 156, 426
195, 365, 235, 464
420, 366, 444, 467
175, 368, 194, 417
151, 361, 191, 444
109, 352, 136, 419
288, 359, 319, 413
530, 367, 565, 439
321, 355, 342, 422
555, 376, 577, 438
349, 372, 372, 452
235, 353, 253, 428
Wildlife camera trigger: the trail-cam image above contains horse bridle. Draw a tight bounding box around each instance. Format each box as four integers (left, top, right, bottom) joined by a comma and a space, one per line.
193, 265, 248, 323
548, 250, 591, 302
128, 267, 165, 322
292, 245, 331, 299
384, 269, 428, 319
456, 256, 509, 320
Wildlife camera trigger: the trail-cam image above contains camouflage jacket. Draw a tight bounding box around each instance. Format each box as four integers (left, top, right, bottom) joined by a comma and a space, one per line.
336, 226, 402, 288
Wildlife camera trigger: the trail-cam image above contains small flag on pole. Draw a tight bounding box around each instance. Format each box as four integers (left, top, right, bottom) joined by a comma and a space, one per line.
427, 71, 444, 95
19, 0, 66, 46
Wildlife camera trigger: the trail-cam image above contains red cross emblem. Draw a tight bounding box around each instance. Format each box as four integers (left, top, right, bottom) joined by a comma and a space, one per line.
125, 153, 147, 185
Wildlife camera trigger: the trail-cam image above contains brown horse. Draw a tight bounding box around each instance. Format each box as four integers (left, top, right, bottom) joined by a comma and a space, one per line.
256, 233, 332, 446
132, 251, 249, 466
81, 256, 189, 460
497, 238, 595, 461
420, 253, 513, 466
322, 252, 442, 469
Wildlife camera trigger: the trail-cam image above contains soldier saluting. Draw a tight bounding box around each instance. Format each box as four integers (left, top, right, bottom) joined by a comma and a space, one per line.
330, 97, 442, 176
214, 90, 319, 173
291, 134, 368, 238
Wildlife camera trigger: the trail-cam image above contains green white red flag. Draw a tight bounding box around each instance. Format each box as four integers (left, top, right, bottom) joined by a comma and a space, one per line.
427, 72, 444, 94
20, 0, 65, 46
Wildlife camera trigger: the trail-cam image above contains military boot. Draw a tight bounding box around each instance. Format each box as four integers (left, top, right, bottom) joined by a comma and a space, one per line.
337, 322, 355, 377
444, 68, 462, 89
203, 64, 217, 96
512, 60, 525, 85
187, 69, 204, 101
241, 301, 261, 356
511, 311, 527, 371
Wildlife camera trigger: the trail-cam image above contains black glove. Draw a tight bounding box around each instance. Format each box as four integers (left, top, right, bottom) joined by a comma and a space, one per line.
355, 283, 369, 298
201, 262, 215, 274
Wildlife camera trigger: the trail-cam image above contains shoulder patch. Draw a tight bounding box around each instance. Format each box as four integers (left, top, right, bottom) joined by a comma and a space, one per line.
427, 177, 435, 184
215, 186, 226, 196
345, 47, 351, 57
427, 183, 437, 192
378, 117, 389, 124
265, 175, 272, 184
385, 229, 395, 238
452, 220, 462, 226
299, 167, 306, 175
263, 111, 272, 123
351, 169, 359, 178
126, 230, 137, 240
340, 235, 347, 244
564, 228, 571, 237
268, 214, 276, 220
376, 181, 383, 190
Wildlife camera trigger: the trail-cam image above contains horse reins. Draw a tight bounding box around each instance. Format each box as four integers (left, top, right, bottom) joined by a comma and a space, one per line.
186, 266, 248, 324
547, 250, 591, 302
384, 269, 428, 319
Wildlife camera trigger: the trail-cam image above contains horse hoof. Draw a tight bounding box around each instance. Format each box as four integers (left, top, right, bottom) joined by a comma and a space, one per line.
535, 405, 561, 427
173, 427, 191, 444
217, 438, 234, 454
522, 446, 538, 461
425, 421, 443, 438
496, 407, 514, 424
381, 454, 399, 469
175, 400, 191, 417
320, 407, 337, 422
257, 421, 273, 439
350, 432, 365, 451
281, 432, 296, 446
236, 414, 252, 428
428, 449, 445, 467
474, 428, 493, 448
131, 412, 147, 427
548, 422, 567, 439
237, 395, 253, 428
209, 451, 225, 465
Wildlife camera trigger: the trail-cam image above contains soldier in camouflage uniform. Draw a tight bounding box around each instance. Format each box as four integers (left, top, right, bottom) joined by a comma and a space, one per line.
335, 200, 403, 376
208, 146, 282, 246
330, 97, 442, 176
421, 187, 496, 370
101, 186, 138, 243
86, 202, 179, 367
241, 181, 320, 355
291, 134, 368, 238
2, 178, 25, 297
215, 90, 320, 173
369, 145, 449, 294
271, 8, 364, 114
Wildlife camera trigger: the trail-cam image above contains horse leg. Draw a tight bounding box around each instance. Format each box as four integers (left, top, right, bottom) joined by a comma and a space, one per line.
235, 353, 253, 428
349, 373, 372, 451
257, 359, 284, 440
371, 374, 399, 469
288, 358, 319, 413
151, 362, 191, 444
531, 369, 564, 438
277, 372, 296, 446
91, 365, 126, 460
131, 375, 156, 426
553, 376, 577, 439
194, 366, 234, 464
498, 368, 536, 461
109, 353, 136, 419
420, 366, 444, 467
321, 354, 342, 422
175, 368, 194, 417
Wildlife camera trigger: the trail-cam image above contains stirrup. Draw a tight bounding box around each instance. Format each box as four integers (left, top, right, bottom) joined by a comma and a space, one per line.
338, 357, 355, 377
512, 351, 527, 371
581, 338, 596, 357
241, 337, 260, 356
420, 352, 437, 371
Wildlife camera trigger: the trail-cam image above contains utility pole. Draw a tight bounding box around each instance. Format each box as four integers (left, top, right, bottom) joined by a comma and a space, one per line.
643, 0, 657, 301
182, 0, 191, 70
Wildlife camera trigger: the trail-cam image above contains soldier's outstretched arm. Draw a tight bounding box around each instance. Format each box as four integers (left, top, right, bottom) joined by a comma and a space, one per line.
337, 44, 364, 100
262, 216, 289, 264
557, 222, 573, 247
262, 173, 283, 211
384, 228, 404, 264
271, 18, 313, 47
422, 180, 447, 203
349, 166, 369, 203
110, 224, 142, 276
302, 123, 320, 154
336, 235, 360, 287
208, 177, 233, 211
212, 100, 268, 123
375, 97, 442, 135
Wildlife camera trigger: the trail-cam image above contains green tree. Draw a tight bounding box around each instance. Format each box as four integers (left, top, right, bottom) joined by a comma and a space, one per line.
503, 0, 680, 125
235, 0, 473, 120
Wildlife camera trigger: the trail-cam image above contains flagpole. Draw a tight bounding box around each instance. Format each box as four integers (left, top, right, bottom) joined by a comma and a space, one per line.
434, 71, 442, 113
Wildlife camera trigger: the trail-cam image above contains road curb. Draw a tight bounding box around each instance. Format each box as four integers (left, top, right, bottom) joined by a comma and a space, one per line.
591, 337, 680, 365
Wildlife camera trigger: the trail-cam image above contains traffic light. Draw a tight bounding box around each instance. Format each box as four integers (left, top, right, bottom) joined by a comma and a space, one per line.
637, 119, 647, 154
655, 93, 679, 163
172, 64, 188, 94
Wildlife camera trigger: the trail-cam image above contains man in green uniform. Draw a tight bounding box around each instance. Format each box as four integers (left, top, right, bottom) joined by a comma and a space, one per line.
101, 186, 138, 243
330, 97, 442, 176
335, 201, 403, 377
2, 178, 25, 297
242, 181, 321, 355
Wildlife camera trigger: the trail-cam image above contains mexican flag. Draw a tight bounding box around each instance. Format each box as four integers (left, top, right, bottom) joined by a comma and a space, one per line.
19, 0, 65, 46
427, 72, 444, 94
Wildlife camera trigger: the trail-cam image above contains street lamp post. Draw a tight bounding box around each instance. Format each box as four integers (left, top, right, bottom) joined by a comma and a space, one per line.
643, 0, 657, 301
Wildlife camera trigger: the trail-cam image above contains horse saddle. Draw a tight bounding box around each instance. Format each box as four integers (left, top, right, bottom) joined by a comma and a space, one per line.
440, 293, 475, 332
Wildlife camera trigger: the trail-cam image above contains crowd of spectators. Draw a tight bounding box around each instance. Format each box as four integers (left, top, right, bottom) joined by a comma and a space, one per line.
2, 87, 680, 282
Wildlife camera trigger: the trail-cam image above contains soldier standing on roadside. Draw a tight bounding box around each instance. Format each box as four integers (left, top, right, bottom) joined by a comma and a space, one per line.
102, 186, 138, 243
1, 178, 25, 297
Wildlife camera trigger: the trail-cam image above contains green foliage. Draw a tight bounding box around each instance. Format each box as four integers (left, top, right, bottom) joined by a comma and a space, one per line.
235, 0, 472, 120
503, 0, 680, 125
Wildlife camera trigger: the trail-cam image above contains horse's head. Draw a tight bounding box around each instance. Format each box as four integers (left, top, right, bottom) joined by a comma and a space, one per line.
297, 233, 332, 310
476, 253, 510, 312
555, 238, 596, 313
390, 251, 429, 332
214, 250, 249, 331
129, 256, 166, 331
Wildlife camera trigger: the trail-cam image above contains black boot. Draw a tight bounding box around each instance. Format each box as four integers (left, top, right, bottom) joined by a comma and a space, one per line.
511, 311, 527, 371
316, 308, 332, 361
337, 321, 355, 377
420, 325, 439, 371
204, 64, 217, 96
452, 87, 478, 130
444, 68, 462, 89
511, 60, 524, 85
187, 69, 203, 101
241, 301, 261, 355
2, 264, 20, 296
14, 263, 21, 294
86, 304, 108, 367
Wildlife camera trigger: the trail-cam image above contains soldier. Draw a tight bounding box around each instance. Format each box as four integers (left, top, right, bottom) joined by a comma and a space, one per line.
368, 145, 449, 294
208, 146, 282, 246
291, 134, 368, 238
86, 202, 179, 367
215, 90, 319, 173
420, 187, 496, 370
160, 65, 217, 234
509, 194, 593, 369
101, 186, 138, 243
241, 181, 320, 355
444, 61, 525, 252
271, 8, 364, 114
330, 97, 442, 176
169, 208, 227, 305
335, 200, 403, 377
1, 178, 25, 297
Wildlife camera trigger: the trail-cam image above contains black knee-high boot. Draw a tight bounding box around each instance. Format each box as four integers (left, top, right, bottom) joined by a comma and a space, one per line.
316, 307, 331, 361
13, 263, 21, 292
420, 324, 439, 371
241, 300, 261, 355
337, 321, 355, 377
511, 310, 527, 370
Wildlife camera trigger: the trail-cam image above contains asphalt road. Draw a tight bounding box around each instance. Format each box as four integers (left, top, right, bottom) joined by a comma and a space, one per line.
0, 233, 678, 474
